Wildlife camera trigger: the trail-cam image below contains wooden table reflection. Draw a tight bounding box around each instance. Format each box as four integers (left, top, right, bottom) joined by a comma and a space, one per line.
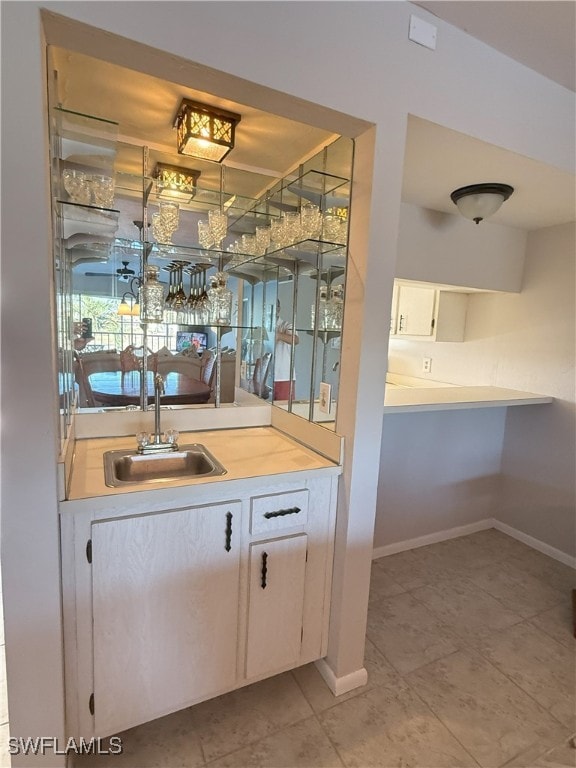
88, 371, 211, 407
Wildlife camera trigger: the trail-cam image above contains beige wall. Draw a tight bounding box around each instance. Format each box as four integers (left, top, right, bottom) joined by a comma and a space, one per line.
1, 2, 575, 762
396, 203, 527, 292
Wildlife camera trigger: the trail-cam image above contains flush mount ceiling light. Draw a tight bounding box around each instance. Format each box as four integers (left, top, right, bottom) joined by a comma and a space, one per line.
174, 99, 241, 163
154, 163, 201, 203
450, 183, 514, 224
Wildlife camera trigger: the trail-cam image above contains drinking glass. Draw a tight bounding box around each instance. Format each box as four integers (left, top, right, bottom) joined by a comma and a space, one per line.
152, 212, 168, 243
159, 201, 180, 227
90, 174, 115, 207
62, 169, 91, 205
241, 233, 257, 256
198, 219, 214, 249
255, 224, 271, 255
208, 209, 228, 248
300, 203, 322, 239
322, 213, 342, 242
270, 217, 286, 248
282, 211, 301, 245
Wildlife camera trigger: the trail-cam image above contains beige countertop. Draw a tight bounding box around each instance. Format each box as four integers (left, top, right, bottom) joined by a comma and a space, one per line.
384, 376, 553, 413
67, 426, 340, 501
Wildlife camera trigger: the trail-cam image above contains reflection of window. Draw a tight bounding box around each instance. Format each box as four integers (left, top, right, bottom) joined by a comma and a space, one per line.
71, 293, 178, 352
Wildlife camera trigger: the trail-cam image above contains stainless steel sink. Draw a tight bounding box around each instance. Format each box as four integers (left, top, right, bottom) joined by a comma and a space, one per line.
103, 444, 227, 487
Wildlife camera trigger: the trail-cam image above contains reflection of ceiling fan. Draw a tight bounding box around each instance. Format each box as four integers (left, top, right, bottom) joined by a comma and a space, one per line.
116, 261, 136, 280
85, 261, 136, 279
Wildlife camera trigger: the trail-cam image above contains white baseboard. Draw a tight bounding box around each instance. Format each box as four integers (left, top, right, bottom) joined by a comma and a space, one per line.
372, 517, 576, 570
372, 519, 493, 560
492, 520, 576, 569
314, 658, 368, 696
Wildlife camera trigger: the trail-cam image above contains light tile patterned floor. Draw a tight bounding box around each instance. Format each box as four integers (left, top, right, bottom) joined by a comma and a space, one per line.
47, 530, 576, 766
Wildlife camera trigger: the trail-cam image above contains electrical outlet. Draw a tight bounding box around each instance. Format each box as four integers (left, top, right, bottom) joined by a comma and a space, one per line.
423, 357, 432, 374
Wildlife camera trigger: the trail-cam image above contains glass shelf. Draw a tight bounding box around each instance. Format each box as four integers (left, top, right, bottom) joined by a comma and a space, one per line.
59, 201, 119, 240
264, 169, 350, 212
55, 107, 118, 168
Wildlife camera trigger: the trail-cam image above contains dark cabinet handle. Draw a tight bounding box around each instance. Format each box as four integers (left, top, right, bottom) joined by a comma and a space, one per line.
261, 551, 268, 589
263, 506, 301, 519
224, 511, 233, 552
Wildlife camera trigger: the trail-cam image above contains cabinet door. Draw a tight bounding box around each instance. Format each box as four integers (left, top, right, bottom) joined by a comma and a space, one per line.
245, 535, 307, 679
91, 502, 241, 737
396, 285, 435, 336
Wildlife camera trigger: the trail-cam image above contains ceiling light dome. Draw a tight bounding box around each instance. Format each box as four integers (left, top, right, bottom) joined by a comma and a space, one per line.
450, 183, 514, 224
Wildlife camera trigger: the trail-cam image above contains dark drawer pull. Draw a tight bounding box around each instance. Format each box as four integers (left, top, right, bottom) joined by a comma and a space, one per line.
261, 551, 268, 589
263, 506, 301, 519
224, 511, 233, 552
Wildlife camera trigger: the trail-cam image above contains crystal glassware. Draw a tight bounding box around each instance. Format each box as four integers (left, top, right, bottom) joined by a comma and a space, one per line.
140, 265, 165, 322
62, 168, 91, 205
255, 224, 271, 255
90, 174, 115, 207
159, 201, 180, 227
241, 233, 257, 256
300, 203, 322, 239
208, 209, 228, 248
198, 219, 214, 249
270, 216, 286, 248
328, 284, 344, 329
208, 271, 233, 325
322, 213, 342, 242
282, 211, 301, 245
311, 285, 328, 328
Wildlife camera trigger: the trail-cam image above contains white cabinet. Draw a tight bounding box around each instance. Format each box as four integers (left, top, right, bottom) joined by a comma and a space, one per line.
245, 535, 307, 679
61, 472, 338, 740
91, 502, 241, 736
390, 282, 468, 342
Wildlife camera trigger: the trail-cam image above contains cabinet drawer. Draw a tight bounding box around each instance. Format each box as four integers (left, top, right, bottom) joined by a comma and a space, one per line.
250, 490, 309, 536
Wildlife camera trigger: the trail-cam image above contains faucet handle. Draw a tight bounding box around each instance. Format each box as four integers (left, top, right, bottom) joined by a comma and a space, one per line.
136, 431, 150, 449
164, 429, 179, 445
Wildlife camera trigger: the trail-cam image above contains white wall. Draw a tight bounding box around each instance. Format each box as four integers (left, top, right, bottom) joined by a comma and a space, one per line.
498, 224, 575, 556
2, 2, 575, 759
396, 203, 527, 292
385, 222, 575, 555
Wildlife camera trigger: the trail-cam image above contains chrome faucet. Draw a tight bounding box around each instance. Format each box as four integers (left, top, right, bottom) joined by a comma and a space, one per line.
137, 374, 178, 454
153, 373, 165, 444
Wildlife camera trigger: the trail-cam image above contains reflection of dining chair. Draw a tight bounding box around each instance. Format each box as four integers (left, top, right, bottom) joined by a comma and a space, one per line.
74, 350, 120, 407
120, 345, 158, 377
201, 353, 217, 400
156, 354, 204, 380
252, 353, 272, 399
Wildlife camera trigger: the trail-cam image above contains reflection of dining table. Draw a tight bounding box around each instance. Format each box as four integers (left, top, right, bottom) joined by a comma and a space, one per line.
88, 371, 211, 407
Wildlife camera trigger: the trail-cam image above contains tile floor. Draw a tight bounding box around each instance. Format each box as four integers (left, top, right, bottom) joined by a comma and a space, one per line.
7, 529, 576, 768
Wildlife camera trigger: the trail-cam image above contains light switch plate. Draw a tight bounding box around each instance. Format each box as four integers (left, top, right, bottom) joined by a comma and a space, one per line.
319, 382, 332, 414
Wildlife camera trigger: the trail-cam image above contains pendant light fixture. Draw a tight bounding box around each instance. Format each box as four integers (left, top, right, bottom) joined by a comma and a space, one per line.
174, 99, 241, 163
450, 183, 514, 224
